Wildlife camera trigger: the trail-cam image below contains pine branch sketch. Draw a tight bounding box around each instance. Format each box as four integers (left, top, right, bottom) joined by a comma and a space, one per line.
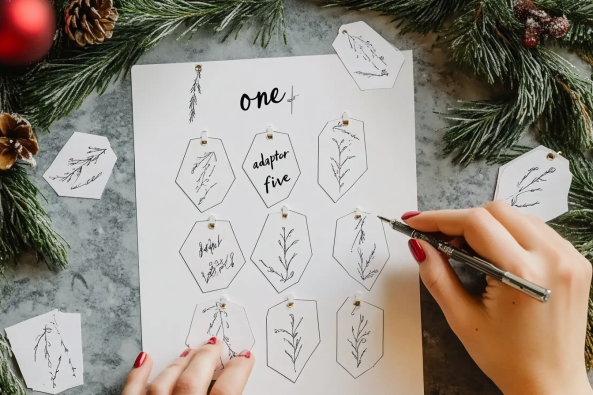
34, 325, 53, 368
260, 227, 299, 283
191, 151, 218, 207
51, 314, 77, 378
506, 166, 556, 208
351, 216, 367, 252
331, 138, 355, 193
344, 31, 388, 77
274, 314, 303, 372
357, 244, 378, 281
203, 302, 236, 368
355, 69, 389, 78
49, 355, 61, 388
189, 66, 202, 123
333, 121, 360, 140
347, 314, 370, 368
49, 147, 106, 190
201, 252, 235, 284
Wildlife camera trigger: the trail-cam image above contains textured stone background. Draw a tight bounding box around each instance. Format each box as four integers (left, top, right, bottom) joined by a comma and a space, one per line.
2, 0, 592, 393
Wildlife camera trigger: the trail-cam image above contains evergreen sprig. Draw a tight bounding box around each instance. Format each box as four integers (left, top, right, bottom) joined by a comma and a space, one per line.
0, 333, 26, 395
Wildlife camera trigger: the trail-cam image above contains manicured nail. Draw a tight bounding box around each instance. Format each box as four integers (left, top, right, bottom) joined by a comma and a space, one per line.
134, 352, 147, 368
408, 239, 426, 263
401, 211, 421, 220
207, 337, 217, 345
180, 349, 191, 357
238, 349, 251, 359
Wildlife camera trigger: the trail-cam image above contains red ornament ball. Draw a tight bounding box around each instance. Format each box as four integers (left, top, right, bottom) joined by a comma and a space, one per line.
545, 16, 570, 38
0, 0, 56, 66
522, 25, 541, 48
513, 0, 537, 21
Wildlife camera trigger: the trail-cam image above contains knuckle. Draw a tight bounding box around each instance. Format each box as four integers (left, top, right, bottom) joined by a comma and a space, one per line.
485, 200, 509, 212
146, 383, 165, 395
173, 377, 200, 395
210, 386, 232, 395
467, 207, 491, 227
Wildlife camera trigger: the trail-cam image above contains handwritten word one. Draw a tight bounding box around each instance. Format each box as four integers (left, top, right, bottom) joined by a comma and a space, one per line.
253, 151, 290, 171
199, 236, 223, 258
240, 88, 286, 111
201, 252, 235, 283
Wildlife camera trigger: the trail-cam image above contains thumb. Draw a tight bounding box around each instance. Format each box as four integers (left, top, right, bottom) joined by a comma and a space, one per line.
409, 239, 480, 331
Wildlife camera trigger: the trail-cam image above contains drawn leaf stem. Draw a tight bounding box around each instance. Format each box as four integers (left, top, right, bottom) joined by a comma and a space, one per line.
49, 147, 106, 190
345, 32, 388, 77
189, 67, 202, 123
331, 138, 355, 193
347, 314, 370, 368
260, 226, 299, 283
357, 244, 378, 281
274, 314, 303, 372
203, 302, 236, 368
506, 166, 556, 208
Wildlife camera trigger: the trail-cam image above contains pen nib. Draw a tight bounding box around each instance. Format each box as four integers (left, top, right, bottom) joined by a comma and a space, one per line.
377, 216, 393, 223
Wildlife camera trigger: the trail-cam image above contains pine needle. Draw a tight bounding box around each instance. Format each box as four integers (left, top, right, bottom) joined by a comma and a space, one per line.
0, 333, 26, 395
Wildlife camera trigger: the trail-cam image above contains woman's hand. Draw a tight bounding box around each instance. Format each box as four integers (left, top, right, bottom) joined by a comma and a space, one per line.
403, 201, 593, 395
122, 337, 254, 395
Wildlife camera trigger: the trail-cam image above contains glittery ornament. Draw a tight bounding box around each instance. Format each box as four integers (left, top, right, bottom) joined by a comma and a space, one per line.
522, 25, 541, 48
545, 16, 570, 38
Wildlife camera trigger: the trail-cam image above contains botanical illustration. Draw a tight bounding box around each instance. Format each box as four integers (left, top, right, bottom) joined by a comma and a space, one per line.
49, 147, 106, 190
331, 138, 355, 193
343, 31, 388, 77
274, 314, 303, 372
357, 244, 377, 281
191, 151, 218, 207
348, 314, 370, 368
260, 227, 299, 283
506, 166, 556, 208
203, 302, 236, 368
189, 65, 202, 123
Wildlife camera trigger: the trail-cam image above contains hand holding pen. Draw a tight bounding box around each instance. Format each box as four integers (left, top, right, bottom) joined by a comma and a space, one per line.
394, 202, 593, 395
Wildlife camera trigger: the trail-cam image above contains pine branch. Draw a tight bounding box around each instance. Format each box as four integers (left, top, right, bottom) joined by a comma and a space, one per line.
0, 333, 26, 395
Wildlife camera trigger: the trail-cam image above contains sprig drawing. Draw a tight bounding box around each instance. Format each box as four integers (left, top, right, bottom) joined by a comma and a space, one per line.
201, 252, 235, 284
49, 147, 106, 190
51, 314, 77, 378
34, 325, 53, 367
274, 314, 303, 372
191, 151, 218, 207
333, 121, 360, 140
355, 69, 389, 78
357, 244, 378, 281
260, 227, 299, 283
344, 31, 388, 77
189, 65, 202, 123
347, 315, 370, 368
203, 302, 236, 368
49, 355, 61, 388
351, 216, 367, 252
331, 138, 355, 193
506, 166, 556, 208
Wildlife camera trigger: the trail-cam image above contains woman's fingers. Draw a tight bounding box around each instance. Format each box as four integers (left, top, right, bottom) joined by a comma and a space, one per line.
146, 348, 196, 395
122, 352, 153, 395
210, 350, 255, 395
482, 201, 545, 251
173, 337, 223, 395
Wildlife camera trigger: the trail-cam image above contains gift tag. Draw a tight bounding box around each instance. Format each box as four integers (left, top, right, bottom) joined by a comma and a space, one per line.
179, 218, 246, 292
176, 135, 236, 212
43, 132, 117, 199
251, 208, 313, 293
333, 211, 390, 290
494, 146, 572, 222
336, 296, 384, 379
266, 298, 320, 383
332, 21, 405, 90
242, 129, 301, 208
318, 115, 368, 202
185, 298, 254, 377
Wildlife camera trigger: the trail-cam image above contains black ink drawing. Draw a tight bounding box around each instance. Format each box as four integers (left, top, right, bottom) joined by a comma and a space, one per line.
260, 227, 299, 283
34, 325, 53, 367
348, 315, 370, 368
50, 314, 77, 378
506, 166, 556, 208
351, 216, 366, 252
274, 314, 303, 372
189, 65, 202, 123
357, 244, 378, 281
344, 31, 388, 77
191, 151, 218, 207
333, 122, 360, 140
331, 138, 355, 193
287, 86, 299, 115
50, 147, 106, 190
201, 252, 235, 284
50, 355, 62, 388
203, 302, 236, 368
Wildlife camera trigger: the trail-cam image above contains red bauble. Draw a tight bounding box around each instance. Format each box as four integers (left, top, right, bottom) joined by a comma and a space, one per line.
522, 25, 541, 48
0, 0, 56, 66
545, 16, 570, 38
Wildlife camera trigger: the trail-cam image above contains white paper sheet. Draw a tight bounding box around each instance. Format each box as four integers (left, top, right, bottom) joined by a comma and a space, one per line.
131, 53, 422, 395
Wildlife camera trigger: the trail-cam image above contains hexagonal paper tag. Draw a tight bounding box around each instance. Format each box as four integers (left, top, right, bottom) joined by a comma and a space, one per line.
494, 145, 572, 222
180, 220, 246, 293
337, 297, 384, 379
267, 299, 320, 383
176, 137, 235, 212
242, 131, 300, 208
185, 299, 254, 377
334, 211, 390, 290
43, 132, 117, 199
332, 21, 405, 90
251, 210, 312, 293
318, 118, 367, 202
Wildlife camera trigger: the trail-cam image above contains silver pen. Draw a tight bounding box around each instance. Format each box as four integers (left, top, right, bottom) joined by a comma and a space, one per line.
378, 216, 551, 303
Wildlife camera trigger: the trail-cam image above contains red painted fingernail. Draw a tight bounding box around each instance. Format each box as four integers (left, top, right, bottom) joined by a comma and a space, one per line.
408, 239, 426, 263
180, 349, 191, 357
134, 352, 147, 368
238, 349, 251, 359
402, 211, 421, 221
207, 337, 217, 345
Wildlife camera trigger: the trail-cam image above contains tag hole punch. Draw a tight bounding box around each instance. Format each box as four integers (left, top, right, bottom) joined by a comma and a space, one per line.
546, 153, 556, 161
352, 292, 362, 313
266, 125, 274, 140
342, 30, 348, 35
220, 296, 228, 309
354, 207, 362, 220
282, 205, 289, 218
195, 64, 202, 71
286, 293, 295, 308
201, 130, 208, 145
208, 215, 216, 230
342, 111, 350, 126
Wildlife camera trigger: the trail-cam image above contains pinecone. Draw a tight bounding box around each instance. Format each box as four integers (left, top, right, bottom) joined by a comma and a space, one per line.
64, 0, 118, 47
0, 114, 39, 170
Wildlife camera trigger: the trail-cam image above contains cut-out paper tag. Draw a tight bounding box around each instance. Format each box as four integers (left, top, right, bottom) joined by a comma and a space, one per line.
337, 297, 384, 379
43, 132, 117, 199
180, 219, 246, 292
494, 145, 572, 222
334, 211, 390, 291
176, 137, 236, 212
266, 299, 320, 383
5, 310, 83, 394
185, 299, 254, 377
243, 131, 301, 208
332, 21, 405, 90
251, 209, 313, 293
318, 117, 368, 202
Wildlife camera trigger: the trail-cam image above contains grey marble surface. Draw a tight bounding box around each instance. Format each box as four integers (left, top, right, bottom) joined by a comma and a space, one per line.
2, 1, 592, 394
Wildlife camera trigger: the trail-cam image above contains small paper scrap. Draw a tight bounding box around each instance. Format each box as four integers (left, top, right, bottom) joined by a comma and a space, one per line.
332, 21, 405, 91
43, 132, 117, 199
494, 145, 572, 222
5, 310, 83, 394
